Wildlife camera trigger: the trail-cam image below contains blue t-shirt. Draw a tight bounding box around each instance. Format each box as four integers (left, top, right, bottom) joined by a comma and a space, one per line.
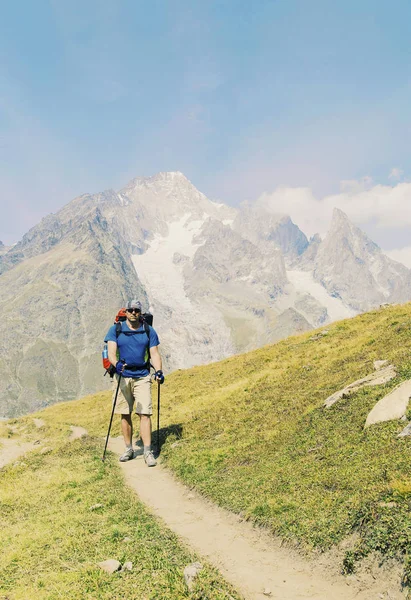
105, 321, 160, 378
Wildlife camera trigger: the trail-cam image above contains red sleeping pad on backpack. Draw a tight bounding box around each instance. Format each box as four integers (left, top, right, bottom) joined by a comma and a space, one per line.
102, 308, 127, 372
115, 308, 127, 323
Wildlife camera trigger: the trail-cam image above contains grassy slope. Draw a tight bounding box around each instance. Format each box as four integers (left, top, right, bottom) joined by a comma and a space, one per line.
2, 302, 411, 593
159, 303, 411, 581
0, 436, 240, 598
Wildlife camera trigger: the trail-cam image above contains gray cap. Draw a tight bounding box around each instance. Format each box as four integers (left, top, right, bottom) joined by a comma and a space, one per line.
126, 299, 142, 311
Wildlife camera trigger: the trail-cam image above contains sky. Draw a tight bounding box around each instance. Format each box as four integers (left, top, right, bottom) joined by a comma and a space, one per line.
1, 1, 411, 264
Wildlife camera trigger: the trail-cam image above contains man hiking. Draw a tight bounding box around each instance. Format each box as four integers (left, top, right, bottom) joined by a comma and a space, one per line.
106, 299, 164, 466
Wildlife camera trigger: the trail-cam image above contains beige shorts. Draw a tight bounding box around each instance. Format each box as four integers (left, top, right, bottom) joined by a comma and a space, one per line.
112, 374, 152, 415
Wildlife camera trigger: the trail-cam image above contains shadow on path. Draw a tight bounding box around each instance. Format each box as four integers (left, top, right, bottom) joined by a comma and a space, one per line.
153, 422, 183, 456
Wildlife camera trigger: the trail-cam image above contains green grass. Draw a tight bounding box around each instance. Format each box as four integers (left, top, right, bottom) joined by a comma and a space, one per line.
3, 302, 411, 592
0, 438, 241, 599
157, 304, 411, 582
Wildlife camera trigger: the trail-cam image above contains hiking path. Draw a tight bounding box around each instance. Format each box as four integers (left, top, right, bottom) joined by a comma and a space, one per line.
108, 437, 405, 600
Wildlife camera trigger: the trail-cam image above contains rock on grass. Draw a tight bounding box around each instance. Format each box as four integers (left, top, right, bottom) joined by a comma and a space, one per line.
184, 562, 203, 590
98, 559, 121, 574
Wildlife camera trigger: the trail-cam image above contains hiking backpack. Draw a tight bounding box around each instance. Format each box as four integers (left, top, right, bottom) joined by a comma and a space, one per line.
102, 309, 154, 377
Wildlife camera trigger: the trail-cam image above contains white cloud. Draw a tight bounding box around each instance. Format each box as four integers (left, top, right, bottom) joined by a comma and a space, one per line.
256, 180, 411, 239
256, 187, 325, 238
340, 176, 373, 193
389, 167, 403, 180
386, 247, 411, 268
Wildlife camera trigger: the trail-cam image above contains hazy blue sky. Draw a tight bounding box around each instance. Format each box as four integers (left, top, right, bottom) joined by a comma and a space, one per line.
1, 1, 411, 262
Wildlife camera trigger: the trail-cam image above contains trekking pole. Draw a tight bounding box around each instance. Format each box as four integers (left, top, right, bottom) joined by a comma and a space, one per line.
102, 373, 122, 462
156, 380, 160, 453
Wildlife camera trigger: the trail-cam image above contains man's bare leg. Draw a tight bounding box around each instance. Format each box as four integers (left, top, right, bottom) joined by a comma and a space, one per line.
121, 414, 133, 447
138, 414, 152, 447
119, 414, 134, 461
137, 414, 156, 465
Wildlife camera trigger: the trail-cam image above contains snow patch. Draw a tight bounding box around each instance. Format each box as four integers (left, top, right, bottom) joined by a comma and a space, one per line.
286, 271, 357, 322
132, 213, 235, 367
132, 214, 206, 310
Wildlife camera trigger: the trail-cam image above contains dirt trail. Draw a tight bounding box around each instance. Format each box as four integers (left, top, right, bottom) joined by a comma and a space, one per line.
0, 438, 35, 468
0, 425, 88, 469
109, 437, 405, 600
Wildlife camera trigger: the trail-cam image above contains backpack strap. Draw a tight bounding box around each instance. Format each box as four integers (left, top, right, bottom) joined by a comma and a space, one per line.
115, 321, 150, 341
144, 321, 152, 369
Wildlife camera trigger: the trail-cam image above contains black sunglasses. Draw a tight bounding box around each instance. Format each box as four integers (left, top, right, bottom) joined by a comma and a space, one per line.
126, 308, 141, 314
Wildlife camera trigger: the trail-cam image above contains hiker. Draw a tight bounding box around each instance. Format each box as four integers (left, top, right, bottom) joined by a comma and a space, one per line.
106, 299, 164, 466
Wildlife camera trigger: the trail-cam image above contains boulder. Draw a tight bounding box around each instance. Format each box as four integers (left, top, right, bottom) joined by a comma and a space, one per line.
398, 422, 411, 438
324, 365, 396, 408
365, 379, 411, 428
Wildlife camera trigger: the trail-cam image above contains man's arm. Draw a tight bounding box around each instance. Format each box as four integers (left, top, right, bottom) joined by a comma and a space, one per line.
150, 345, 162, 372
107, 341, 118, 367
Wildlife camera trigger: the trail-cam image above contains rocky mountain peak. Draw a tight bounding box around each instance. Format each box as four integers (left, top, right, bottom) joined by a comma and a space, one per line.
331, 206, 349, 221
118, 171, 235, 228
295, 232, 322, 269
328, 207, 354, 234
234, 204, 308, 262
324, 208, 379, 256
152, 170, 187, 182
313, 208, 411, 311
122, 171, 195, 196
310, 233, 322, 243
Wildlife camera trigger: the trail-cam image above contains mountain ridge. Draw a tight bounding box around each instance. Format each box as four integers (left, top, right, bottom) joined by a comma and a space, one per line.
1, 171, 410, 417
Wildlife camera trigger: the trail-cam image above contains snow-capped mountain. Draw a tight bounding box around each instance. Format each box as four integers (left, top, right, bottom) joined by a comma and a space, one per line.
1, 171, 410, 417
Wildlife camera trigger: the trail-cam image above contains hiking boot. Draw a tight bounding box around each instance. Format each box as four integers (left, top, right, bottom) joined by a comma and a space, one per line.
144, 450, 157, 467
119, 448, 134, 462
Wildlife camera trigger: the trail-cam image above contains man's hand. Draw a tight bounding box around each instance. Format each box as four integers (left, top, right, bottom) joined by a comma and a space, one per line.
116, 360, 127, 375
154, 370, 165, 384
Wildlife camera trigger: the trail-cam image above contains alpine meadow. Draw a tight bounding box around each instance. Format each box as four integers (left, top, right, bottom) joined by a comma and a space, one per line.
2, 302, 411, 598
